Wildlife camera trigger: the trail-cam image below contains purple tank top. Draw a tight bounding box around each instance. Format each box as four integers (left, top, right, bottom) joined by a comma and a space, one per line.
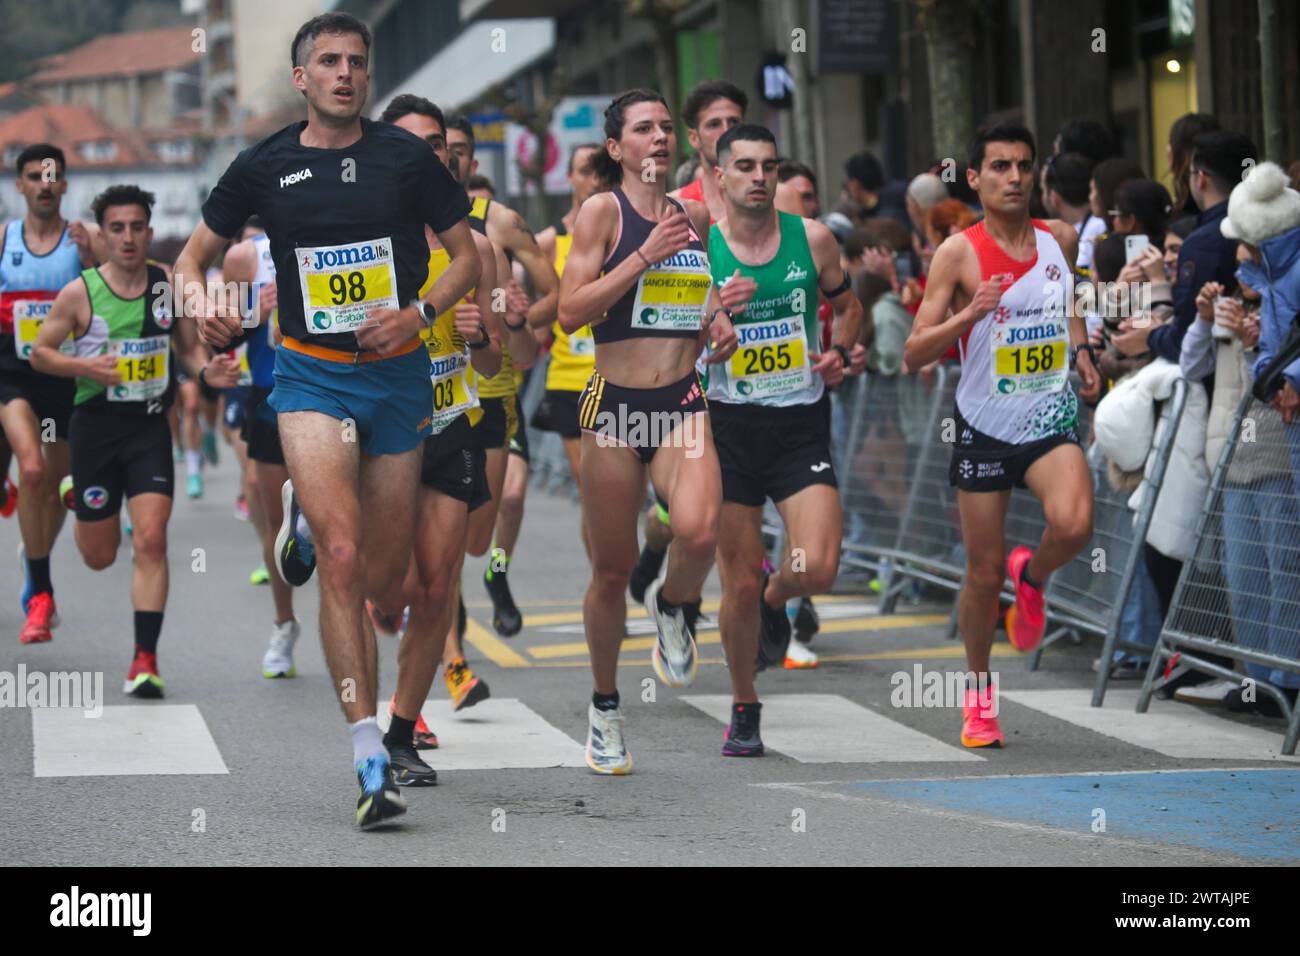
593, 188, 711, 345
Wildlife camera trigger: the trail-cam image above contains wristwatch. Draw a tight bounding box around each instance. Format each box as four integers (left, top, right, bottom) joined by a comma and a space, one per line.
707, 306, 733, 327
1069, 343, 1098, 370
467, 321, 490, 350
832, 344, 851, 369
410, 300, 436, 328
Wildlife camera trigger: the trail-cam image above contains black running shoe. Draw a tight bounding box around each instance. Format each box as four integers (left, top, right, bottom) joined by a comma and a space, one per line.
356, 755, 407, 828
484, 567, 523, 636
793, 596, 820, 645
722, 701, 764, 757
628, 544, 666, 604
387, 743, 438, 787
755, 575, 792, 672
274, 480, 316, 587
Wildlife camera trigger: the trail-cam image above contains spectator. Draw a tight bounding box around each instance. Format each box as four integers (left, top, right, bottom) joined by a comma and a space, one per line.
1141, 131, 1258, 366
1054, 118, 1118, 166
843, 150, 908, 227
1180, 237, 1300, 709
778, 159, 820, 218
465, 173, 495, 198
1043, 151, 1107, 276
1099, 215, 1193, 378
922, 198, 978, 276
1090, 157, 1146, 233
674, 154, 701, 191
1111, 179, 1173, 243
1167, 112, 1220, 217
904, 172, 948, 239
1289, 160, 1300, 193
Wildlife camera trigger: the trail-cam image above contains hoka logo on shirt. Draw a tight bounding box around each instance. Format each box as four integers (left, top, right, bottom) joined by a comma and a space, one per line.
784, 260, 808, 282
280, 168, 313, 188
737, 319, 800, 346
311, 242, 387, 270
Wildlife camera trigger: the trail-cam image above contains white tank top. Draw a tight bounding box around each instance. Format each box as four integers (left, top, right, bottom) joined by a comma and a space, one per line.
955, 220, 1078, 445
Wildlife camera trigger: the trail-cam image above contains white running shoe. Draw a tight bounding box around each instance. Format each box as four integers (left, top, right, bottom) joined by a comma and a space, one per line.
262, 618, 300, 678
1173, 678, 1240, 706
784, 639, 819, 669
585, 703, 632, 775
645, 577, 697, 688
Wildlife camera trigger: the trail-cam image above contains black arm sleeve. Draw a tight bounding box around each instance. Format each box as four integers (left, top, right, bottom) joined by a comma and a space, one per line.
201, 149, 257, 239
416, 149, 472, 235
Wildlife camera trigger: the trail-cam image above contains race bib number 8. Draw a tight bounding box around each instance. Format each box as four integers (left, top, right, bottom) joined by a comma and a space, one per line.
297, 238, 399, 335
13, 299, 73, 360
726, 316, 811, 401
109, 337, 169, 402
631, 264, 711, 332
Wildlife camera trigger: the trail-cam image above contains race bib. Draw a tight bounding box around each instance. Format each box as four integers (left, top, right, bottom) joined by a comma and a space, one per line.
630, 251, 711, 332
13, 298, 74, 360
726, 316, 811, 401
296, 238, 398, 335
988, 309, 1068, 398
570, 327, 595, 357
423, 324, 478, 434
109, 337, 169, 402
235, 343, 253, 387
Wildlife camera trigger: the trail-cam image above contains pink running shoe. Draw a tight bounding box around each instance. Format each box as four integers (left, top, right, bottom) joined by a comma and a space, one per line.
1005, 546, 1046, 652
960, 683, 1003, 748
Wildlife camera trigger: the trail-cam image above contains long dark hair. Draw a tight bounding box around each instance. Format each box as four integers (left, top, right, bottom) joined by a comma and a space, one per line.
591, 89, 670, 187
1168, 112, 1219, 213
1114, 179, 1172, 245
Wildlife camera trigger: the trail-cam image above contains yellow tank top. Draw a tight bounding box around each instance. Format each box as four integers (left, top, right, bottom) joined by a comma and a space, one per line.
418, 248, 482, 430
544, 229, 595, 392
466, 196, 518, 399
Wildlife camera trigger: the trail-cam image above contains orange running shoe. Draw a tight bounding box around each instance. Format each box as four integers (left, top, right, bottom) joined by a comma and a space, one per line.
387, 697, 439, 749
960, 683, 1004, 748
0, 476, 17, 518
445, 657, 490, 712
20, 592, 55, 644
1004, 546, 1046, 652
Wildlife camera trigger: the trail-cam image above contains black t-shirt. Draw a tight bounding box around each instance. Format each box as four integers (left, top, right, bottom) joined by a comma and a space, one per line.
201, 118, 468, 352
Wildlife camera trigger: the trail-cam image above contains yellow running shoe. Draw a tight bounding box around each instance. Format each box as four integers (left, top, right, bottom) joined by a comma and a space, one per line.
445, 657, 490, 712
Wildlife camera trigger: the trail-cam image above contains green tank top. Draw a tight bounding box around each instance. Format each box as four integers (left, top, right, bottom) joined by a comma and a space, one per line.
74, 263, 176, 414
706, 212, 823, 407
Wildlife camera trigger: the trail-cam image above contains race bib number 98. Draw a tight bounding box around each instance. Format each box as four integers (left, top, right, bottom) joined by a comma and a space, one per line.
297, 238, 399, 335
109, 337, 169, 402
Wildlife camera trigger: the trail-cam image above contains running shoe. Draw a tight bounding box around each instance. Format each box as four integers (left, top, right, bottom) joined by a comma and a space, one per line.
794, 596, 820, 644
755, 574, 792, 672
124, 648, 166, 698
387, 743, 438, 787
355, 754, 407, 828
484, 565, 523, 637
261, 618, 299, 678
445, 657, 490, 711
1004, 546, 1046, 652
0, 475, 17, 518
722, 701, 764, 757
960, 684, 1003, 748
1173, 678, 1240, 706
784, 639, 819, 669
20, 592, 56, 644
274, 480, 315, 587
366, 599, 404, 636
645, 577, 697, 688
628, 544, 666, 605
202, 430, 219, 466
388, 697, 439, 750
233, 495, 250, 522
249, 564, 270, 586
58, 475, 74, 511
586, 702, 632, 774
186, 472, 204, 500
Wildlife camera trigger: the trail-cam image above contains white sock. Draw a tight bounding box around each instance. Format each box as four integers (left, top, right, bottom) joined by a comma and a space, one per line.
349, 716, 385, 768
185, 450, 201, 476
295, 513, 312, 541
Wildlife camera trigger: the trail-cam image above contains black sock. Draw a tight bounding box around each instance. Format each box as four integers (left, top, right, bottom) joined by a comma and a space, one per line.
1020, 565, 1043, 591
592, 690, 620, 711
656, 589, 679, 616
27, 555, 52, 595
134, 611, 163, 654
385, 715, 415, 750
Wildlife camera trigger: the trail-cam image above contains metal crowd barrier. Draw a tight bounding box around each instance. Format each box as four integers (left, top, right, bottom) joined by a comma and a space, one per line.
837, 363, 1189, 705
1137, 391, 1300, 754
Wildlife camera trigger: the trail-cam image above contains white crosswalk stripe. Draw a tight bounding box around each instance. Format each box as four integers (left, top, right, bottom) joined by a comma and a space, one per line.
1002, 689, 1300, 762
682, 693, 984, 763
379, 698, 586, 770
32, 705, 229, 777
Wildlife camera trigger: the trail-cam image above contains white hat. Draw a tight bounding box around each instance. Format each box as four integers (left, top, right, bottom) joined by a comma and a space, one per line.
1221, 161, 1300, 245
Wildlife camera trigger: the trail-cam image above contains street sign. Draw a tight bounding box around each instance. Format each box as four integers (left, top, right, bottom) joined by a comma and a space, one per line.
817, 0, 897, 74
504, 95, 610, 196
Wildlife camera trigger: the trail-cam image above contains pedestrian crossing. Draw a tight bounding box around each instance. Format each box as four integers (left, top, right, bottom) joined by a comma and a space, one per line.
20, 688, 1298, 777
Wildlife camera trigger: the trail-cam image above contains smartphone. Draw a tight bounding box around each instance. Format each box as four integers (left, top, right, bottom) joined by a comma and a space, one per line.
1124, 234, 1150, 264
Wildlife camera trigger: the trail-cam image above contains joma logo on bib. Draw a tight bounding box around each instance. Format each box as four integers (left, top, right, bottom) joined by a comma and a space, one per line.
115, 338, 167, 356
310, 242, 389, 270
653, 251, 705, 269
737, 319, 800, 345
280, 168, 313, 188
998, 322, 1065, 345
430, 354, 467, 376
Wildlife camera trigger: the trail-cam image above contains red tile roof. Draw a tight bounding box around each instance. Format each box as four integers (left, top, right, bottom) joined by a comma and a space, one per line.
0, 104, 156, 168
29, 26, 201, 84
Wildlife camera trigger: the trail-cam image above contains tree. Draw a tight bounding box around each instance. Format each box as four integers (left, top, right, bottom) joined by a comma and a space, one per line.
913, 0, 978, 163
624, 0, 694, 126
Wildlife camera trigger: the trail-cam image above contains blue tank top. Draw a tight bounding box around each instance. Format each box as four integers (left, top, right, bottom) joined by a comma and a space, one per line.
592, 188, 711, 345
243, 234, 276, 388
0, 220, 84, 371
